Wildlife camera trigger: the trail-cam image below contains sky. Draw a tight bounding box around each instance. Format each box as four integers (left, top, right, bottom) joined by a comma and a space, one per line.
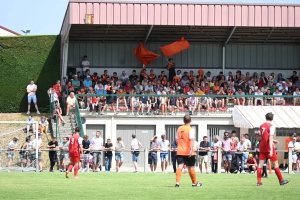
0, 0, 299, 35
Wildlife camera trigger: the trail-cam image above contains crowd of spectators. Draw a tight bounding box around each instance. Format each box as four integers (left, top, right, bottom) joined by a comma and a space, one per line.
61, 56, 300, 116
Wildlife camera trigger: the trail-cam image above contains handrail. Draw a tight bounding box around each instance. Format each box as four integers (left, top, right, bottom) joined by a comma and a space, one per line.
75, 98, 84, 137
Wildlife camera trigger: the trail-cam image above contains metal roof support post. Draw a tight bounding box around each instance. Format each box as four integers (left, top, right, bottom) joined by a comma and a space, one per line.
223, 26, 236, 47
264, 27, 274, 44
288, 147, 293, 174
222, 47, 225, 74
143, 25, 153, 44
217, 148, 221, 174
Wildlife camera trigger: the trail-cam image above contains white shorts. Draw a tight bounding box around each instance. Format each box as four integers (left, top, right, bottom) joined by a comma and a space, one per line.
292, 154, 297, 163
197, 155, 208, 164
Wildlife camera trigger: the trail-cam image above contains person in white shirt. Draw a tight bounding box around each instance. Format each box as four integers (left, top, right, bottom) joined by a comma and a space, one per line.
32, 133, 44, 172
288, 136, 300, 171
278, 81, 288, 94
115, 137, 125, 172
6, 137, 19, 172
27, 79, 40, 115
66, 92, 76, 115
159, 134, 170, 173
81, 55, 90, 75
144, 81, 154, 92
236, 136, 248, 173
91, 131, 104, 172
293, 87, 300, 106
131, 134, 143, 172
254, 88, 264, 106
273, 89, 285, 105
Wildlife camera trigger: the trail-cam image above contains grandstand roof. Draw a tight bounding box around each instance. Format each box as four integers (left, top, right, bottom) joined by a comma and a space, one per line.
233, 106, 300, 129
61, 1, 300, 44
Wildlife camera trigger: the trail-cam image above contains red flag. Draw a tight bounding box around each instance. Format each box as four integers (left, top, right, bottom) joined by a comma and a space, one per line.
160, 37, 190, 57
134, 42, 160, 66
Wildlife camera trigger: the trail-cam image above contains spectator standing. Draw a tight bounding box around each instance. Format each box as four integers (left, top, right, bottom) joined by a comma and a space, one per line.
6, 137, 19, 172
222, 131, 233, 174
198, 136, 210, 174
131, 134, 143, 173
91, 131, 104, 172
59, 137, 69, 172
171, 138, 178, 173
47, 137, 58, 172
53, 80, 62, 103
104, 138, 113, 172
115, 137, 125, 172
159, 134, 170, 173
26, 79, 40, 114
282, 133, 293, 172
32, 133, 43, 172
167, 58, 176, 82
82, 135, 91, 172
81, 55, 90, 75
288, 136, 300, 171
149, 135, 160, 173
236, 136, 248, 173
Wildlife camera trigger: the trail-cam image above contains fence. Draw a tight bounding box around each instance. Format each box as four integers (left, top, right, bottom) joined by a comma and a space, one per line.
0, 147, 296, 174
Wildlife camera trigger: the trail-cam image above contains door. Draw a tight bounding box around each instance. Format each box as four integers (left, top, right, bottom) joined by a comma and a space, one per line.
116, 125, 155, 167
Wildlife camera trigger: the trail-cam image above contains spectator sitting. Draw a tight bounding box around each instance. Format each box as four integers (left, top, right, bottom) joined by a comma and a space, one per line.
116, 88, 128, 111
149, 93, 159, 115
159, 91, 168, 115
130, 92, 139, 115
67, 81, 75, 94
134, 81, 143, 94
111, 72, 119, 84
39, 116, 49, 134
235, 88, 245, 106
53, 104, 66, 126
246, 88, 254, 106
101, 70, 110, 80
186, 96, 197, 115
180, 75, 190, 86
295, 77, 300, 88
148, 69, 156, 81
120, 71, 129, 86
140, 68, 148, 81
83, 75, 93, 88
137, 92, 150, 115
144, 81, 154, 92
26, 115, 36, 133
71, 75, 80, 92
129, 70, 138, 85
261, 84, 269, 94
264, 89, 273, 105
254, 88, 264, 106
278, 81, 288, 95
290, 71, 298, 83
273, 89, 285, 106
167, 90, 178, 115
66, 92, 76, 115
249, 81, 258, 92
246, 153, 257, 174
77, 87, 86, 108
293, 87, 300, 106
91, 72, 99, 85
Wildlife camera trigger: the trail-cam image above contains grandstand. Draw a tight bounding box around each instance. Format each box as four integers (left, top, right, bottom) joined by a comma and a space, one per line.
58, 1, 300, 168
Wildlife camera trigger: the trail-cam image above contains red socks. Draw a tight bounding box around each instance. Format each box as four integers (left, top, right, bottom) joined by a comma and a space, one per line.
274, 167, 283, 182
257, 168, 262, 183
74, 164, 78, 177
67, 163, 74, 172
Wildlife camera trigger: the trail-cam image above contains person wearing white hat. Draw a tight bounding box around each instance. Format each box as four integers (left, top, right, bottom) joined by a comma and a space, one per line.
6, 137, 19, 172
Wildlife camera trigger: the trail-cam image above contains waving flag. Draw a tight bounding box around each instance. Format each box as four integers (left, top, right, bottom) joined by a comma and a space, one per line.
134, 42, 160, 66
160, 37, 190, 57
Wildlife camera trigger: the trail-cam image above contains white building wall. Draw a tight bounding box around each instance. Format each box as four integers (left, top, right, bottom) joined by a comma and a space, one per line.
0, 28, 18, 36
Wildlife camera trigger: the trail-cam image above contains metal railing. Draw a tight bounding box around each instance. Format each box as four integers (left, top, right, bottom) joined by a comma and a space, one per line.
75, 99, 84, 137
0, 147, 296, 174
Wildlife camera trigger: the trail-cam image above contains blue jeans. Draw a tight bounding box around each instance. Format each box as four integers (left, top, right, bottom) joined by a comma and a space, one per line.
105, 155, 112, 171
241, 153, 248, 171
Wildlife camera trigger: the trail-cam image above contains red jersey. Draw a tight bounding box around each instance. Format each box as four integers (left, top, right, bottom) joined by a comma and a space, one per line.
259, 122, 275, 153
246, 158, 257, 165
53, 84, 61, 97
69, 134, 81, 157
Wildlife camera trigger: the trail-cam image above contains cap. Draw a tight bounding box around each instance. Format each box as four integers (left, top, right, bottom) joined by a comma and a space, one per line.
282, 81, 286, 84
13, 136, 19, 140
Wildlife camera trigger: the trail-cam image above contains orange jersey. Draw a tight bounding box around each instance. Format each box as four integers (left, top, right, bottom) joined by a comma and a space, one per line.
177, 125, 194, 156
149, 74, 156, 81
92, 75, 99, 82
158, 74, 164, 80
140, 70, 148, 78
101, 74, 109, 80
173, 76, 181, 83
161, 80, 167, 86
167, 63, 174, 70
188, 75, 194, 81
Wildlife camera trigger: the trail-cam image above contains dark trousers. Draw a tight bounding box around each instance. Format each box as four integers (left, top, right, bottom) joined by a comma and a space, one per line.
211, 156, 217, 173
49, 153, 57, 171
89, 104, 99, 112
171, 153, 177, 173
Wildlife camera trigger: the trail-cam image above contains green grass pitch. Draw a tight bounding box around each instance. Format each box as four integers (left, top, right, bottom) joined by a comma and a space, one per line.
0, 172, 298, 199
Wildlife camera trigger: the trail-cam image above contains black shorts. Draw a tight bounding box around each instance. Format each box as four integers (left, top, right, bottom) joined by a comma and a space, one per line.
249, 165, 256, 171
176, 155, 196, 167
284, 152, 288, 159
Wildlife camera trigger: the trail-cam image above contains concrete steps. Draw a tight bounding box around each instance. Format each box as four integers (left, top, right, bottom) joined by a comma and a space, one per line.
51, 114, 76, 141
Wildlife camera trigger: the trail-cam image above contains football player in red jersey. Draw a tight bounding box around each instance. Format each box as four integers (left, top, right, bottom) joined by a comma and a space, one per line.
66, 127, 83, 179
257, 112, 289, 186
